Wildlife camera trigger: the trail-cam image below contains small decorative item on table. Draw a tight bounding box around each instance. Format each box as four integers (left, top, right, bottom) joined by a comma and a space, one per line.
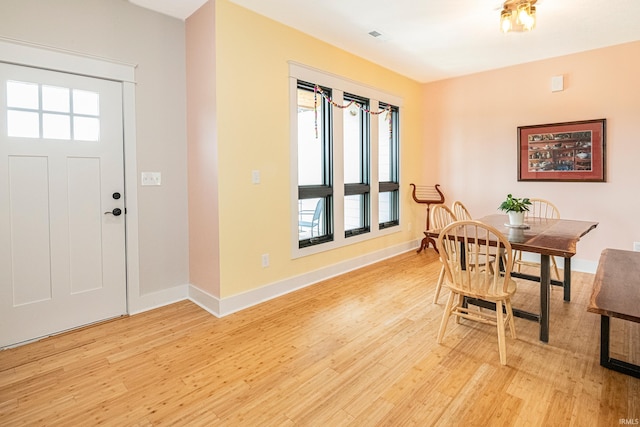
498, 194, 531, 227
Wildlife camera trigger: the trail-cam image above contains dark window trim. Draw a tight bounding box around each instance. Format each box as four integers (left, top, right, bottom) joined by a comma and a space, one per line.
299, 185, 333, 199
378, 103, 399, 229
344, 183, 370, 196
379, 182, 399, 193
343, 92, 371, 237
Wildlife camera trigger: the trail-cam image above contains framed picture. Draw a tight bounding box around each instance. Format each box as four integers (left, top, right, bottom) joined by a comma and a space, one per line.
518, 119, 606, 182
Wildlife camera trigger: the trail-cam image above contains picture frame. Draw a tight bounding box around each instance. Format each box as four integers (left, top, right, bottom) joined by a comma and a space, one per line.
518, 119, 606, 182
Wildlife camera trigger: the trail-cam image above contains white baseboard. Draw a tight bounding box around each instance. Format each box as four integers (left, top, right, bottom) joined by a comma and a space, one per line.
518, 253, 597, 274
128, 284, 189, 315
130, 242, 596, 320
188, 286, 221, 318
189, 239, 420, 317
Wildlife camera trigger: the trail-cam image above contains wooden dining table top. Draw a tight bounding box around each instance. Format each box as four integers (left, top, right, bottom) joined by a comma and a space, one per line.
425, 214, 598, 258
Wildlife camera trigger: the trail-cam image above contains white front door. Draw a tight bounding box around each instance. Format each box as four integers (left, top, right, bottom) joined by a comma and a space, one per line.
0, 63, 127, 348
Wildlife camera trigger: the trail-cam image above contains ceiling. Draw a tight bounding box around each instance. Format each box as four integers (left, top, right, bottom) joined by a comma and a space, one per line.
129, 0, 640, 83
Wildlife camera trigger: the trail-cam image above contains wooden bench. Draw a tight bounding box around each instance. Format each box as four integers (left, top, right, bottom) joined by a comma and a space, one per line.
587, 248, 640, 378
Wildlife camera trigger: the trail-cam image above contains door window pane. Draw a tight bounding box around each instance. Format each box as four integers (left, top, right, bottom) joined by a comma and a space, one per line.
7, 110, 39, 138
73, 90, 99, 116
74, 117, 100, 141
6, 81, 102, 142
43, 114, 70, 140
7, 81, 39, 109
42, 86, 70, 113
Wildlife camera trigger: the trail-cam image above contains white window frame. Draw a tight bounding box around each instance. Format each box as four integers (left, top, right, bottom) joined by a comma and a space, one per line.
289, 62, 403, 259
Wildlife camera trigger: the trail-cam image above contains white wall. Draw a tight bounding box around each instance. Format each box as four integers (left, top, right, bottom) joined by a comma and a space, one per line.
0, 0, 190, 299
423, 42, 640, 270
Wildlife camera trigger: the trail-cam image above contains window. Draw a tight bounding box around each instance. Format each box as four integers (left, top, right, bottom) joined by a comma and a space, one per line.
290, 63, 402, 256
6, 80, 100, 141
297, 81, 333, 248
343, 93, 370, 237
378, 103, 399, 228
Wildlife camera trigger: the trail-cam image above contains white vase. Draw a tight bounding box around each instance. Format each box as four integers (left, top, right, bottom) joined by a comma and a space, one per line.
508, 211, 525, 226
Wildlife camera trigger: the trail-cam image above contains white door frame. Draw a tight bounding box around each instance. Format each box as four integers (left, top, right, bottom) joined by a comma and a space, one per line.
0, 37, 141, 315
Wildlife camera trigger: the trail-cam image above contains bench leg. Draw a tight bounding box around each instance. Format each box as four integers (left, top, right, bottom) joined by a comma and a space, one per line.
600, 315, 640, 378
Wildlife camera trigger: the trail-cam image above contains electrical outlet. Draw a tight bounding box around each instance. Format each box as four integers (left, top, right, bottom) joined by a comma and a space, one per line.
261, 253, 269, 267
252, 170, 260, 184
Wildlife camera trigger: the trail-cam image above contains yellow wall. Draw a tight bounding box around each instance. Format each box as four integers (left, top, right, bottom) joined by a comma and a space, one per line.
213, 0, 429, 297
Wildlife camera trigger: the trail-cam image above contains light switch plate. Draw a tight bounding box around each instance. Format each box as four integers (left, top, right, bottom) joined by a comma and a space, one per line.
141, 172, 161, 186
551, 75, 564, 92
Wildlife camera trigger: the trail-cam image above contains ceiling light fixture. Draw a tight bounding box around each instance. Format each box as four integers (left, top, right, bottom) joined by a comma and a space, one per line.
500, 0, 537, 33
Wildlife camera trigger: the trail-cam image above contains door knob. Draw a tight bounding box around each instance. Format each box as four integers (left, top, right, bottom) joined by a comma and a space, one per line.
104, 208, 122, 216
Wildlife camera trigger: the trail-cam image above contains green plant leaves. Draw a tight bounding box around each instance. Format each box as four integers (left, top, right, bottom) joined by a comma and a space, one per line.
498, 193, 531, 212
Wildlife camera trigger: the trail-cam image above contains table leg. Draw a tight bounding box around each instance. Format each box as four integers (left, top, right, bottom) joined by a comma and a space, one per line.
600, 315, 610, 366
563, 257, 571, 302
540, 255, 550, 343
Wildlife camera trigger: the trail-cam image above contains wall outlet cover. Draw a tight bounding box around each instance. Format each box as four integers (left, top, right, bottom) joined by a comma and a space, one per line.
141, 172, 161, 186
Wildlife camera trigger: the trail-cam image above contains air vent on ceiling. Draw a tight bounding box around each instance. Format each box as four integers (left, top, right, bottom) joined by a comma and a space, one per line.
368, 30, 382, 38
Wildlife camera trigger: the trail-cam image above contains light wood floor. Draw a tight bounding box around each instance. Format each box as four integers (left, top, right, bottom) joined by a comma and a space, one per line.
1, 250, 638, 426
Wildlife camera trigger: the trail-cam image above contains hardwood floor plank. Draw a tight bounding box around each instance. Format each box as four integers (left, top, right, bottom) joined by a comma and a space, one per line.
543, 389, 575, 426
1, 250, 638, 425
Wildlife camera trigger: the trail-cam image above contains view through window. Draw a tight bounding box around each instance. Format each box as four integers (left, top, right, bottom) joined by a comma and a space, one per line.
292, 66, 401, 254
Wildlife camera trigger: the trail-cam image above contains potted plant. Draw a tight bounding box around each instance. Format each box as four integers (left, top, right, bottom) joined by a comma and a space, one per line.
498, 194, 531, 226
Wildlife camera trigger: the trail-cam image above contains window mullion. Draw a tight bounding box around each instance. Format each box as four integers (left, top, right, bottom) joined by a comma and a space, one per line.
370, 100, 379, 230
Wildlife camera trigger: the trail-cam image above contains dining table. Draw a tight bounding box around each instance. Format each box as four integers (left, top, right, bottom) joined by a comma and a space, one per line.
425, 213, 598, 342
